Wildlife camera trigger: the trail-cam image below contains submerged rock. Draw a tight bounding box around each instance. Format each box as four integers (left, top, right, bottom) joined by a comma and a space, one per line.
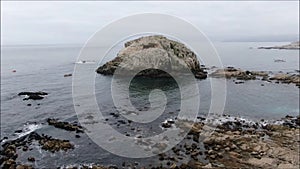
96, 35, 207, 79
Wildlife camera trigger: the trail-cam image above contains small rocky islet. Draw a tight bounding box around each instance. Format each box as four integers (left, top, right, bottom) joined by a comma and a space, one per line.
18, 92, 48, 101
210, 66, 300, 87
96, 35, 208, 79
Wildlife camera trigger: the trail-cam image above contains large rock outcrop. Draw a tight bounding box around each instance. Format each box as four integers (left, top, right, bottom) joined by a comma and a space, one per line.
96, 35, 207, 79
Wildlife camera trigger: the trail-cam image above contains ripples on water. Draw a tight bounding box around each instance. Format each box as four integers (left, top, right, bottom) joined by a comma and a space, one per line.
1, 42, 299, 167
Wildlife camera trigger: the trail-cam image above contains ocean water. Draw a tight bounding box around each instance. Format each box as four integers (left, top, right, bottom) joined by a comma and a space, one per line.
1, 42, 299, 167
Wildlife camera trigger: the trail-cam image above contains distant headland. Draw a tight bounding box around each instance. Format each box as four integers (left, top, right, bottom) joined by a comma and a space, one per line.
258, 41, 300, 50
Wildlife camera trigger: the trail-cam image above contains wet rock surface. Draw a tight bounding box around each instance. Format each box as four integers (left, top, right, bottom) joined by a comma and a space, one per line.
210, 67, 300, 87
96, 35, 207, 79
18, 92, 48, 100
1, 131, 74, 168
269, 74, 300, 86
210, 67, 266, 80
1, 115, 299, 169
200, 116, 299, 169
47, 118, 84, 133
64, 73, 72, 77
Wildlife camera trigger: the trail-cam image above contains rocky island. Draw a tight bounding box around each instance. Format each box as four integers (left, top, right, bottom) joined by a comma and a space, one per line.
258, 41, 300, 50
96, 35, 208, 79
210, 67, 300, 87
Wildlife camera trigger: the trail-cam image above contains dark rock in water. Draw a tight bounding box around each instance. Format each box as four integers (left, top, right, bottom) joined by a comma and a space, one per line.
39, 137, 74, 153
96, 35, 207, 79
47, 118, 84, 133
1, 131, 74, 157
18, 91, 48, 100
22, 146, 28, 151
117, 120, 126, 125
18, 92, 48, 96
235, 81, 244, 84
109, 112, 119, 118
24, 95, 43, 100
26, 104, 31, 106
1, 131, 74, 165
27, 157, 35, 162
2, 158, 16, 169
162, 122, 172, 128
0, 137, 8, 143
14, 130, 23, 133
64, 73, 72, 77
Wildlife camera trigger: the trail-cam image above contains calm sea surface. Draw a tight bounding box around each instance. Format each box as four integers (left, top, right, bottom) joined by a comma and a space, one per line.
1, 42, 299, 167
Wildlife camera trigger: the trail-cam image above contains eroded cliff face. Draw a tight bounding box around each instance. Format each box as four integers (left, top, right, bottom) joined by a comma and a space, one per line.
96, 35, 207, 79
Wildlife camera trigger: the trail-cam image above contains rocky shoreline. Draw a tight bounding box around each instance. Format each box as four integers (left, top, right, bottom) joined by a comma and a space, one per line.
258, 41, 300, 50
210, 67, 300, 87
1, 131, 74, 169
2, 36, 299, 168
1, 115, 299, 169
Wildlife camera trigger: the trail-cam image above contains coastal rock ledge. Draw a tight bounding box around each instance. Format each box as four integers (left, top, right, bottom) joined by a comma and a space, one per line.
96, 35, 207, 79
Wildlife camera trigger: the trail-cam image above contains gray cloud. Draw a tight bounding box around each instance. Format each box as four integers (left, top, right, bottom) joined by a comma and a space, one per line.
1, 1, 299, 45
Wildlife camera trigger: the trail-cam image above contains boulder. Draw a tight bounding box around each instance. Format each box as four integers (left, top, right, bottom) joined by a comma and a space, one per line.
96, 35, 207, 79
18, 91, 48, 100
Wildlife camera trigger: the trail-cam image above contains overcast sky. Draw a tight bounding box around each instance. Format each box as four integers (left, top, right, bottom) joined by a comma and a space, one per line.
1, 1, 299, 45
